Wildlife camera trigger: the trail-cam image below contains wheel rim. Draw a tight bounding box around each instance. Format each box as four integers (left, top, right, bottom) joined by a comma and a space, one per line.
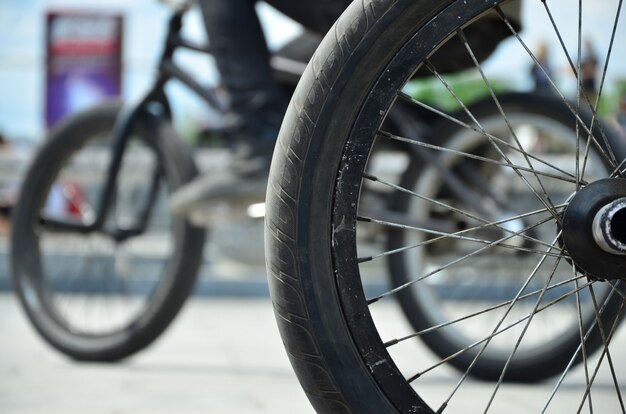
18, 118, 183, 350
394, 109, 613, 370
331, 0, 626, 412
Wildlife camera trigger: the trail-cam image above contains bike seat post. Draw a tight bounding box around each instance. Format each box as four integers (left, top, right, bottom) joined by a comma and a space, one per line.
158, 12, 185, 81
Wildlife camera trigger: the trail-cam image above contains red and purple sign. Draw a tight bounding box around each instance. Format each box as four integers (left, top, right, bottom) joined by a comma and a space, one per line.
45, 11, 123, 128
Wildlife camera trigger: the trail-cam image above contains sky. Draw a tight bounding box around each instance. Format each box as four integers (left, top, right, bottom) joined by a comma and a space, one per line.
0, 0, 624, 142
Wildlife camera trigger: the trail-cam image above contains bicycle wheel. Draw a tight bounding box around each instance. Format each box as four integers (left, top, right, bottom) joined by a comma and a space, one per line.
11, 102, 206, 361
265, 0, 626, 412
388, 92, 617, 382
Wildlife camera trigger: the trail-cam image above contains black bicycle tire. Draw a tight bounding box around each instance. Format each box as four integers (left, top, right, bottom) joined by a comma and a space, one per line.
266, 0, 626, 412
11, 101, 206, 362
266, 1, 456, 412
387, 91, 622, 382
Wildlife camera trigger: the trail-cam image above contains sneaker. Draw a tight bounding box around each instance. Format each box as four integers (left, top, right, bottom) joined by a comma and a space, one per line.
169, 133, 275, 224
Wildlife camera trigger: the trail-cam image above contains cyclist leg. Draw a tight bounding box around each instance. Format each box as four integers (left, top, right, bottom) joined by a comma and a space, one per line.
170, 0, 351, 217
170, 0, 285, 216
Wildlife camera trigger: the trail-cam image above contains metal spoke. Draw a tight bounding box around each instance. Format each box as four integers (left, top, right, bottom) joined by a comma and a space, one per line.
410, 310, 532, 383
416, 237, 560, 409
353, 2, 625, 413
420, 267, 593, 401
495, 6, 619, 170
359, 213, 563, 258
394, 91, 576, 182
424, 59, 564, 224
574, 270, 593, 413
383, 274, 590, 348
610, 158, 626, 179
574, 0, 584, 194
367, 226, 560, 305
575, 301, 625, 414
362, 172, 565, 252
395, 92, 581, 183
379, 129, 582, 185
580, 0, 624, 183
540, 0, 623, 181
582, 284, 625, 412
541, 283, 625, 412
456, 28, 561, 222
361, 213, 563, 266
483, 254, 563, 412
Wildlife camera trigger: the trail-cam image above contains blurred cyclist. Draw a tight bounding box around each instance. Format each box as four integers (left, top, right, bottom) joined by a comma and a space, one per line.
170, 0, 521, 218
170, 0, 351, 217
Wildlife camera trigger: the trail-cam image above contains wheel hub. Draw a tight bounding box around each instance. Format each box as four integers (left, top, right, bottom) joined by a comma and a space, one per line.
561, 178, 626, 280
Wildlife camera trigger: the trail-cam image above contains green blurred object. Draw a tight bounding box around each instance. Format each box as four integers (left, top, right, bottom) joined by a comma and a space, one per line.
404, 73, 510, 112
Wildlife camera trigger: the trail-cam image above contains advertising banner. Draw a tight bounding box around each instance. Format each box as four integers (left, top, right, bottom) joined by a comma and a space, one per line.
45, 11, 123, 128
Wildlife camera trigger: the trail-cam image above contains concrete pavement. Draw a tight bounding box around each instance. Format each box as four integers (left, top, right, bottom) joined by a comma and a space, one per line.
2, 292, 625, 413
0, 294, 313, 414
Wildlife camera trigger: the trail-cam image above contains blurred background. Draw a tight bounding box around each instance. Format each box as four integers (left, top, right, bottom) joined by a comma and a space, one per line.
0, 0, 306, 295
1, 0, 625, 287
0, 1, 625, 413
0, 2, 312, 414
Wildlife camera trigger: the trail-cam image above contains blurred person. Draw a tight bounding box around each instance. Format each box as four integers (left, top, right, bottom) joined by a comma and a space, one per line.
169, 0, 351, 216
530, 41, 554, 93
611, 92, 626, 140
170, 0, 521, 217
580, 38, 599, 107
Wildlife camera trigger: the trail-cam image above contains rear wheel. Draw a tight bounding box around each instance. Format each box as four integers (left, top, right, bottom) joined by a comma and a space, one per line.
266, 0, 626, 412
11, 102, 206, 361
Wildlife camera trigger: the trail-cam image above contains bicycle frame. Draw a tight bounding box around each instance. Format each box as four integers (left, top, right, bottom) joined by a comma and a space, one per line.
40, 7, 494, 242
42, 10, 225, 240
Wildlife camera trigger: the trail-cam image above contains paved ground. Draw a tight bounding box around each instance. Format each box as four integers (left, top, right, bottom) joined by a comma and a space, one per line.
0, 294, 313, 414
1, 292, 625, 414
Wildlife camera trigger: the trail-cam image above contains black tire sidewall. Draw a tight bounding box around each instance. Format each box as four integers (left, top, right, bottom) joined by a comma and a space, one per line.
268, 0, 465, 412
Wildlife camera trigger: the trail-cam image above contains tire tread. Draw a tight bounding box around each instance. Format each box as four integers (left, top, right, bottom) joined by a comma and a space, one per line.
265, 1, 397, 411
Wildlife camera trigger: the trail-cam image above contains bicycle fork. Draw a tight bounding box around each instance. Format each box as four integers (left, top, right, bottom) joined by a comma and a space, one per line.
42, 91, 168, 242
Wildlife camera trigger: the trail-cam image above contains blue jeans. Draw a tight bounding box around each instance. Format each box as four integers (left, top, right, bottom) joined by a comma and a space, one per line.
199, 0, 350, 139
